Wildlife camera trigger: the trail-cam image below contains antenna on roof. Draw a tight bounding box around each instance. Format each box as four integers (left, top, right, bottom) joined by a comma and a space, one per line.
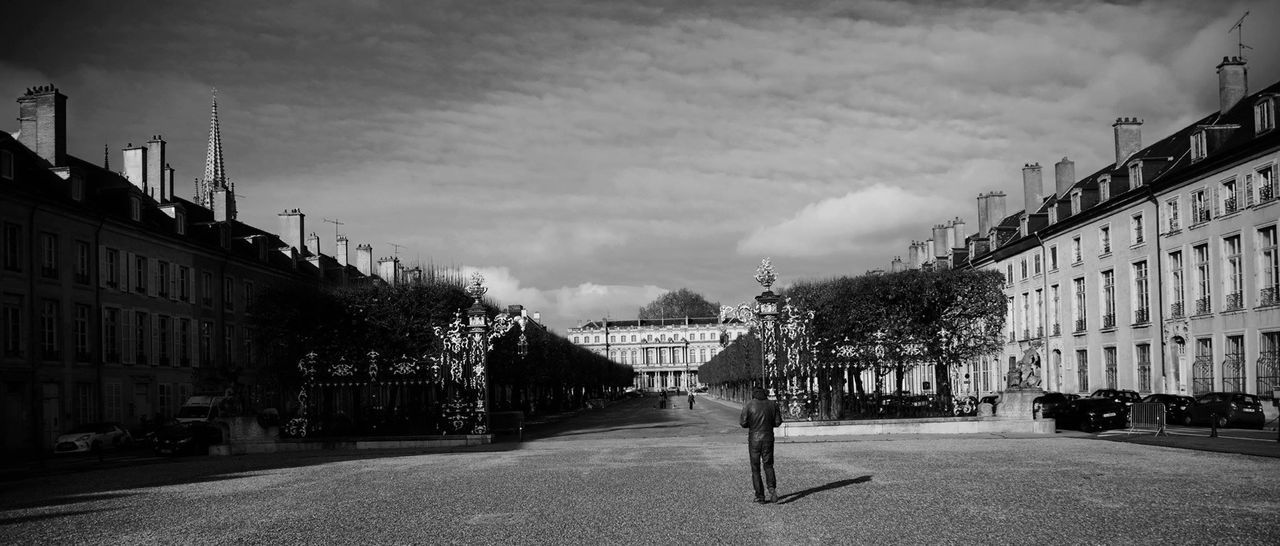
1229, 11, 1251, 60
387, 242, 405, 259
323, 217, 344, 240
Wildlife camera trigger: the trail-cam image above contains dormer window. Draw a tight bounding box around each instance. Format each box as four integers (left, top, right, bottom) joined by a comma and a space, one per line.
1048, 207, 1058, 224
1099, 178, 1111, 202
1128, 162, 1142, 189
70, 174, 83, 202
1071, 189, 1082, 215
1256, 97, 1275, 134
0, 150, 12, 180
175, 211, 186, 235
129, 196, 141, 222
1190, 130, 1207, 162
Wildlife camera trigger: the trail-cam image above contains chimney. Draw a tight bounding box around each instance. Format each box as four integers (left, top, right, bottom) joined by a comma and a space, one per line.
212, 187, 236, 222
1022, 163, 1043, 214
944, 221, 957, 251
1217, 56, 1248, 116
1054, 157, 1075, 199
952, 218, 966, 248
986, 192, 1007, 230
164, 164, 175, 203
976, 194, 991, 236
278, 209, 305, 251
377, 257, 399, 285
16, 85, 67, 166
890, 257, 905, 273
305, 232, 320, 257
932, 225, 948, 259
1113, 118, 1143, 168
336, 236, 349, 267
146, 136, 166, 200
122, 143, 147, 192
907, 242, 919, 269
356, 244, 373, 276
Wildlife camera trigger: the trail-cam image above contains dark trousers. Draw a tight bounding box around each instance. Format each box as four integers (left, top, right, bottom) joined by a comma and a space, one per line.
748, 437, 776, 498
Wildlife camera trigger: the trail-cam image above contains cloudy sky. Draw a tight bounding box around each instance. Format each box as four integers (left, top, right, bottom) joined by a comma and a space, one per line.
4, 0, 1278, 332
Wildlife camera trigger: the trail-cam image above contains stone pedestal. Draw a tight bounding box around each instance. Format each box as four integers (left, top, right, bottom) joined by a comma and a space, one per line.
996, 388, 1043, 420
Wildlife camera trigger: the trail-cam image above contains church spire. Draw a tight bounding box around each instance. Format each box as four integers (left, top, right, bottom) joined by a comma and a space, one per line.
197, 89, 228, 207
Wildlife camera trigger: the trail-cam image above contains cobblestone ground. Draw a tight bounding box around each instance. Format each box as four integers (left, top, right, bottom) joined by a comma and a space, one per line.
1, 396, 1276, 545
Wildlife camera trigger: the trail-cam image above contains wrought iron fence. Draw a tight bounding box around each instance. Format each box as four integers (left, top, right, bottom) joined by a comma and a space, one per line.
1224, 292, 1243, 311
1074, 318, 1087, 333
1134, 308, 1149, 324
1102, 314, 1116, 329
1170, 301, 1184, 318
1262, 287, 1278, 307
1195, 297, 1212, 315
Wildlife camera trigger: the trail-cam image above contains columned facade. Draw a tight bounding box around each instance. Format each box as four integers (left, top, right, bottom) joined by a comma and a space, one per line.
568, 316, 749, 391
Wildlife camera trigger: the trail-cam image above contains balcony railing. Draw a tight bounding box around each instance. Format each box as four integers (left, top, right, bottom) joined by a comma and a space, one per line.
1262, 286, 1278, 307
1036, 326, 1044, 338
1021, 329, 1030, 341
1074, 318, 1087, 333
1170, 301, 1185, 318
1100, 243, 1111, 255
1224, 292, 1243, 311
1051, 323, 1061, 337
1134, 234, 1144, 244
1224, 196, 1238, 214
1134, 308, 1150, 324
1195, 297, 1212, 315
1261, 183, 1275, 201
1101, 314, 1116, 329
1168, 218, 1180, 231
1193, 208, 1211, 224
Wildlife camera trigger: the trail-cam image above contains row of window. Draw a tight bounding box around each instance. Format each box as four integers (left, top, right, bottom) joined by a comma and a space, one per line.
1007, 224, 1278, 337
572, 330, 739, 345
609, 346, 721, 366
0, 294, 255, 367
69, 381, 193, 425
1067, 332, 1279, 396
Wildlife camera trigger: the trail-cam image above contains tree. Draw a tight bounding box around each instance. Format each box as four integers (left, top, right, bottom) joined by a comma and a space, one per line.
637, 288, 720, 319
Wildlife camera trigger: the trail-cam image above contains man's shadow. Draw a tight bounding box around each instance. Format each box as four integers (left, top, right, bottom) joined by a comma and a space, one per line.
776, 475, 871, 505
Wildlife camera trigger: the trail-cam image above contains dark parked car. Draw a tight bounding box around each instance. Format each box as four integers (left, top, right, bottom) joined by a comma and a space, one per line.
1090, 389, 1142, 408
154, 421, 223, 456
1188, 392, 1266, 429
1139, 393, 1197, 425
1032, 392, 1078, 419
1054, 398, 1129, 433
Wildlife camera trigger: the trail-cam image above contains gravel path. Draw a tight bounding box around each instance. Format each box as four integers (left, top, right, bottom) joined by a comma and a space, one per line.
1, 397, 1275, 545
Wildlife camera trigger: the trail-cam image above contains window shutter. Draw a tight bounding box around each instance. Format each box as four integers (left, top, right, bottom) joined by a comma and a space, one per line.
98, 245, 108, 288
1246, 174, 1254, 206
122, 310, 134, 364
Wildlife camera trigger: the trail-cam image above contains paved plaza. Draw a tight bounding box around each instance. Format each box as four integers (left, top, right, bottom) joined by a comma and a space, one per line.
1, 396, 1276, 545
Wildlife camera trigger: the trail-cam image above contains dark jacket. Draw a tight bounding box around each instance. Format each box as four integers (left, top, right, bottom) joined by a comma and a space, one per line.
740, 399, 782, 441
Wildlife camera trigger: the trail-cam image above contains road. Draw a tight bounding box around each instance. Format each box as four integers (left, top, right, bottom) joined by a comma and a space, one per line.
1, 395, 1276, 545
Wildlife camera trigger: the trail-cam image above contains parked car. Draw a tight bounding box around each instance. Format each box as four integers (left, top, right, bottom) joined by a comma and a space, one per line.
1054, 398, 1129, 433
54, 422, 132, 454
1188, 392, 1266, 429
1089, 389, 1142, 408
1139, 393, 1197, 426
1032, 392, 1078, 419
153, 421, 223, 456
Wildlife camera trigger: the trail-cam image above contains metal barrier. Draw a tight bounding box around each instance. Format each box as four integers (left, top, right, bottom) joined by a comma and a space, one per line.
1128, 402, 1167, 436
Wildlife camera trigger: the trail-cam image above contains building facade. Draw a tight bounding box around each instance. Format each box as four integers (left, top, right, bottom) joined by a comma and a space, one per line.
568, 317, 749, 391
901, 57, 1279, 403
0, 85, 391, 456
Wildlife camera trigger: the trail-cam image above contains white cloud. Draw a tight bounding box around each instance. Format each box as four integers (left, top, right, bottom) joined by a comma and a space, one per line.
462, 266, 666, 331
737, 184, 958, 258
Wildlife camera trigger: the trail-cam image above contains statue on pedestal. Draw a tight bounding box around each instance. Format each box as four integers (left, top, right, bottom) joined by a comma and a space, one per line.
1006, 347, 1042, 390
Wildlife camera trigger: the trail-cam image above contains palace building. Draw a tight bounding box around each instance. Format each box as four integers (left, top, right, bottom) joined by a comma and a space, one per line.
899, 57, 1279, 403
568, 317, 749, 391
0, 85, 404, 455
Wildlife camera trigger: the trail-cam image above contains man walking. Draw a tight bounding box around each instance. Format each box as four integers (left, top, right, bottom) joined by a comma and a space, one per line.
688, 392, 696, 410
740, 387, 782, 504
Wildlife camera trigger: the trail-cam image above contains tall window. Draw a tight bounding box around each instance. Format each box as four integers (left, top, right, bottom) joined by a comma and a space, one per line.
1020, 259, 1027, 279
134, 311, 148, 365
178, 266, 191, 302
40, 299, 59, 359
133, 255, 147, 293
1049, 284, 1060, 336
1099, 225, 1111, 255
2, 296, 20, 357
3, 223, 22, 271
1131, 214, 1144, 244
1166, 198, 1180, 231
1104, 347, 1117, 389
1194, 244, 1211, 314
1191, 131, 1207, 161
1223, 335, 1245, 392
74, 241, 90, 284
1257, 164, 1276, 202
39, 233, 58, 279
178, 318, 191, 366
105, 382, 122, 423
1073, 278, 1086, 332
1136, 344, 1152, 393
201, 272, 213, 306
158, 316, 171, 365
223, 276, 235, 311
1258, 99, 1276, 133
1260, 332, 1280, 399
1101, 270, 1116, 329
1049, 246, 1059, 270
1033, 289, 1044, 337
1071, 236, 1082, 264
1259, 226, 1278, 306
1076, 350, 1089, 393
1033, 254, 1042, 275
199, 321, 213, 366
244, 281, 255, 312
74, 304, 90, 360
1133, 261, 1149, 324
1223, 235, 1243, 311
1192, 338, 1214, 395
103, 308, 119, 362
1169, 251, 1185, 317
1191, 189, 1209, 223
1221, 178, 1239, 214
157, 261, 170, 298
105, 248, 119, 288
224, 326, 235, 365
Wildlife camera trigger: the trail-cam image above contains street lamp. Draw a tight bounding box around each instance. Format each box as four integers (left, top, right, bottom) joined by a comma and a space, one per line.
754, 258, 780, 396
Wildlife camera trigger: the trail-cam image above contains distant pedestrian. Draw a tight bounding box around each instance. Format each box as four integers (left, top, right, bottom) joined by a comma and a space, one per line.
740, 387, 782, 504
688, 392, 695, 410
659, 390, 668, 409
